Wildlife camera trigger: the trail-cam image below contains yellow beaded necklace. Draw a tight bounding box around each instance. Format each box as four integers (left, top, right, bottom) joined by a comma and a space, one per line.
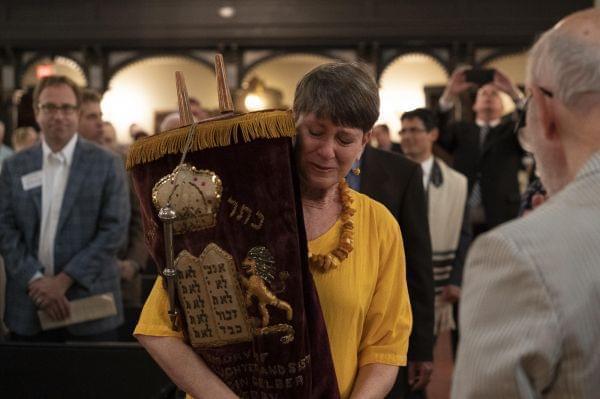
308, 180, 355, 273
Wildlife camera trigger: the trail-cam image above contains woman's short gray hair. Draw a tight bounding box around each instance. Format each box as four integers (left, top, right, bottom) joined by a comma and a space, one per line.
527, 28, 600, 107
293, 62, 380, 133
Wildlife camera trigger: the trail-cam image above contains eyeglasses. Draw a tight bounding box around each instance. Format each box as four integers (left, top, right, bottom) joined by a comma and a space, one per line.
514, 85, 554, 133
399, 127, 427, 135
38, 103, 79, 115
514, 85, 554, 152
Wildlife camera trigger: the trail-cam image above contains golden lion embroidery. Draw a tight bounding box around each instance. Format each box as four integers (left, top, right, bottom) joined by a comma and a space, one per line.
240, 246, 294, 343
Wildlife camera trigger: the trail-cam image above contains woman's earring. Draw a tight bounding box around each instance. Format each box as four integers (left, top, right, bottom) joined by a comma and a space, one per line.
351, 167, 361, 176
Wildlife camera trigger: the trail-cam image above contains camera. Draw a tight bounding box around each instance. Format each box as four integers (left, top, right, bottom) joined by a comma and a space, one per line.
465, 68, 495, 85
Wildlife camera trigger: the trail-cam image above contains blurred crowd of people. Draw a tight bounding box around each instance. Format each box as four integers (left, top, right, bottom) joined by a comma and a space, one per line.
0, 60, 558, 393
0, 63, 528, 395
0, 6, 599, 398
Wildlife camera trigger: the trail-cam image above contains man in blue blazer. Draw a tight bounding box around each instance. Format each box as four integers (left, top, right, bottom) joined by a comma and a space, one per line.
0, 75, 129, 340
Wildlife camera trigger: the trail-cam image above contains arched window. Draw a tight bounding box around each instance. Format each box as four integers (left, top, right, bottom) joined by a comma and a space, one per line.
379, 53, 448, 141
21, 56, 87, 88
240, 53, 338, 111
102, 55, 217, 142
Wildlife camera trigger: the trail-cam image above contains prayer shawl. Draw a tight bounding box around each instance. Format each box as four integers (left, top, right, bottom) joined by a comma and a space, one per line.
127, 110, 340, 398
427, 158, 467, 335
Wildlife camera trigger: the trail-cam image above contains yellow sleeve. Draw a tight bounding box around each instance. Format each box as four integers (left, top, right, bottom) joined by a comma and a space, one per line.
357, 204, 412, 367
133, 276, 185, 339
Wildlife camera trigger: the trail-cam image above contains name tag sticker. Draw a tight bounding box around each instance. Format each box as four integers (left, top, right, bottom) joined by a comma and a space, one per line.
21, 170, 42, 191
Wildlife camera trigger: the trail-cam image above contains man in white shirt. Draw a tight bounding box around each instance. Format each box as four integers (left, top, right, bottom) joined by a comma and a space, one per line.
400, 108, 471, 396
0, 75, 129, 340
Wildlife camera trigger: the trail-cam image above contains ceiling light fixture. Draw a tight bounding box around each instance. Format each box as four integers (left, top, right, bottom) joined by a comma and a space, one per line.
218, 6, 236, 19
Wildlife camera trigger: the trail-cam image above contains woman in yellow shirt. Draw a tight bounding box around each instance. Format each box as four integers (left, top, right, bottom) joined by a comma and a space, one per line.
135, 62, 412, 398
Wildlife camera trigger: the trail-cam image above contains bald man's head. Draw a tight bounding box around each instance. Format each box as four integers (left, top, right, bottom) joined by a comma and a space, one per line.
523, 8, 600, 195
527, 8, 600, 108
554, 7, 600, 38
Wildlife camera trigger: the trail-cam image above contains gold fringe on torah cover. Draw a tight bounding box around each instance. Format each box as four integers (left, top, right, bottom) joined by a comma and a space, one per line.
126, 109, 296, 169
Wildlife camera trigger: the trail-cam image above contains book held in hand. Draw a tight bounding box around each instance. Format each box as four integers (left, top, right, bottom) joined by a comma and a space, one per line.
37, 293, 117, 330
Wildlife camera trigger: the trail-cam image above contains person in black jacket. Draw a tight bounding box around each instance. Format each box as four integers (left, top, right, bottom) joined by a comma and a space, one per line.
372, 124, 403, 153
348, 145, 434, 397
437, 68, 526, 235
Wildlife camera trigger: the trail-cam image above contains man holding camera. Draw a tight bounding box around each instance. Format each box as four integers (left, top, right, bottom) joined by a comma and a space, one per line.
437, 69, 525, 235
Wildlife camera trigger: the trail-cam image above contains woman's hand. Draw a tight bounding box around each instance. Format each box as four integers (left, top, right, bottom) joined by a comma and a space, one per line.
349, 363, 399, 399
136, 335, 239, 399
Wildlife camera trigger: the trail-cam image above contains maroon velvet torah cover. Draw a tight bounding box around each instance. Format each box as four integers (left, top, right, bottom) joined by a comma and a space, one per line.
128, 111, 340, 398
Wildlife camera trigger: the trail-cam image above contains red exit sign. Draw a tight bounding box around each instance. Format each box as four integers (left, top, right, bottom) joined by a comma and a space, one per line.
36, 64, 54, 79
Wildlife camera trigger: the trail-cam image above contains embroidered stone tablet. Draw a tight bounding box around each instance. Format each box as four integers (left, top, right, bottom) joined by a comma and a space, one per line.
175, 244, 252, 348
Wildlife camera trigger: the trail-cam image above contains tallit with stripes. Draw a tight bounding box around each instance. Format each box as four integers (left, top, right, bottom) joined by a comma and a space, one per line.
428, 159, 467, 334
